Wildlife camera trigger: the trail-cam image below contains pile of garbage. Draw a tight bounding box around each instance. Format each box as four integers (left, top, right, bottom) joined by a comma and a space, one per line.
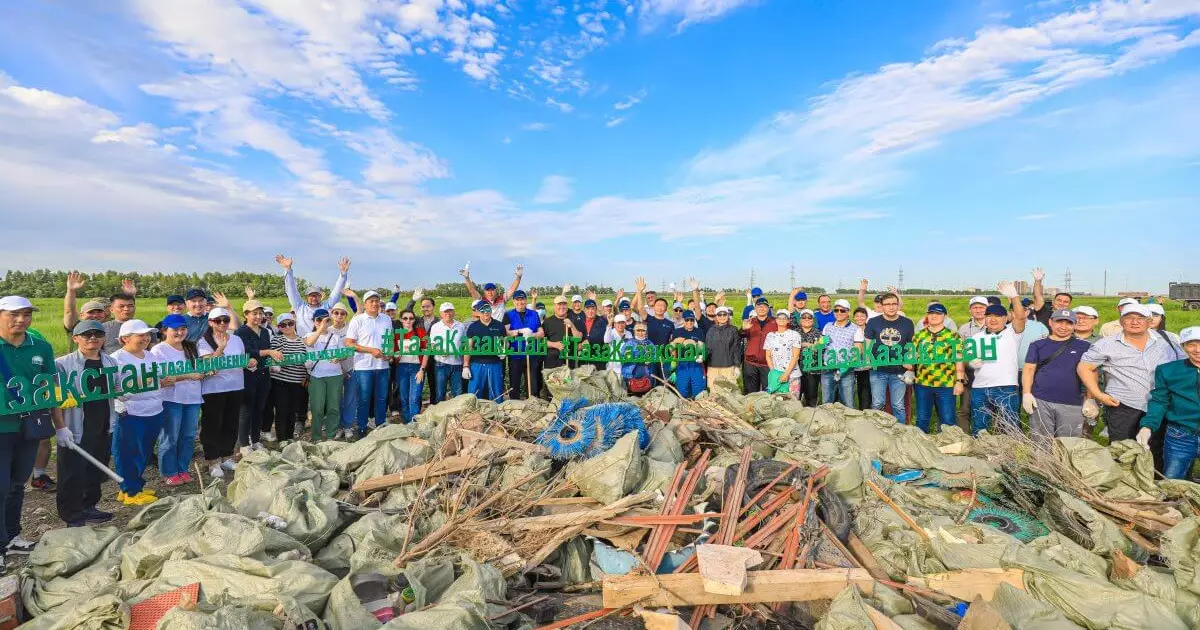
17, 363, 1200, 629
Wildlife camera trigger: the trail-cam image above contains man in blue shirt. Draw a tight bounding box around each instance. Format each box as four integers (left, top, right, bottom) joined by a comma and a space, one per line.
464, 304, 507, 403
504, 290, 544, 400
671, 311, 707, 398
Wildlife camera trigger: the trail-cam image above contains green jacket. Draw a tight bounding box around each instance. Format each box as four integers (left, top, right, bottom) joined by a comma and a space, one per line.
1141, 359, 1200, 432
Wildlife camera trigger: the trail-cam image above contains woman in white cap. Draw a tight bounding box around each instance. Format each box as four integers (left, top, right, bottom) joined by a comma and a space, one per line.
763, 310, 802, 398
197, 307, 244, 478
109, 319, 164, 505
150, 314, 204, 487
605, 313, 632, 378
270, 312, 309, 441
305, 308, 346, 440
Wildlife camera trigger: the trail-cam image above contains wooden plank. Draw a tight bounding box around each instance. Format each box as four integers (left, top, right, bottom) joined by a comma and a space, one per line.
456, 428, 549, 455
696, 544, 763, 595
866, 480, 930, 543
847, 534, 890, 582
353, 455, 484, 492
865, 605, 904, 630
602, 569, 873, 608
906, 569, 1025, 602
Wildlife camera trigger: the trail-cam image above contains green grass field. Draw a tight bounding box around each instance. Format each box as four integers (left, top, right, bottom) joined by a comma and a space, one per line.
29, 293, 1200, 355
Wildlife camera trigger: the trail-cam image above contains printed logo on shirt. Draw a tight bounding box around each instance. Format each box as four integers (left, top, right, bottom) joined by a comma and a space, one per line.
878, 327, 903, 346
30, 355, 43, 367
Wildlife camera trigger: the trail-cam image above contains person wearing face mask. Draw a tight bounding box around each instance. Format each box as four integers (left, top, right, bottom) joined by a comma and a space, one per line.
110, 319, 165, 506
235, 300, 284, 452
197, 307, 244, 479
54, 320, 118, 527
1138, 327, 1200, 479
150, 314, 204, 486
345, 291, 394, 437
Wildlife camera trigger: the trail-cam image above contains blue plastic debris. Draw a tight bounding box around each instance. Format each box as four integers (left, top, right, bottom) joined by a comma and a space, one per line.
536, 397, 648, 460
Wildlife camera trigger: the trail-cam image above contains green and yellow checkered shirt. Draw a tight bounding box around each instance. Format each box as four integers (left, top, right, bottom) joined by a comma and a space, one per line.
913, 327, 960, 388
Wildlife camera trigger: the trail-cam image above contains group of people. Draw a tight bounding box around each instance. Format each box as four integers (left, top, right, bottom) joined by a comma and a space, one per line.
0, 261, 1198, 572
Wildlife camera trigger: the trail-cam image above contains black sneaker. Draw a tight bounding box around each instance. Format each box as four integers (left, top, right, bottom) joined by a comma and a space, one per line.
30, 474, 55, 492
65, 520, 85, 528
5, 537, 35, 555
83, 508, 114, 524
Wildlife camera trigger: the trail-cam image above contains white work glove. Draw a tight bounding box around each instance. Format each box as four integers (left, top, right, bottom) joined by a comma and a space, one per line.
55, 427, 74, 446
1022, 395, 1037, 415
1135, 427, 1152, 450
969, 359, 984, 371
901, 370, 915, 386
997, 280, 1019, 300
695, 355, 704, 363
832, 370, 842, 382
462, 366, 472, 380
1081, 399, 1100, 419
412, 287, 424, 301
521, 328, 533, 337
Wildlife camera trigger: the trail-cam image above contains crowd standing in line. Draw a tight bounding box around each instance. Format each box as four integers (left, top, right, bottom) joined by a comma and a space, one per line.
0, 263, 1198, 571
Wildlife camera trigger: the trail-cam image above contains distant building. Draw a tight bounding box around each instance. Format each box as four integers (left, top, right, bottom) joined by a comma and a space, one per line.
1015, 281, 1030, 295
1117, 291, 1150, 299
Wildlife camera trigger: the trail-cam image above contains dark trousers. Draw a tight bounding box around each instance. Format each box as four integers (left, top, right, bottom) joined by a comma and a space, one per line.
56, 428, 109, 523
1107, 403, 1164, 473
855, 371, 872, 410
201, 390, 243, 460
261, 381, 277, 433
742, 362, 768, 394
272, 380, 306, 441
508, 356, 544, 400
800, 373, 820, 407
239, 369, 271, 446
0, 433, 40, 544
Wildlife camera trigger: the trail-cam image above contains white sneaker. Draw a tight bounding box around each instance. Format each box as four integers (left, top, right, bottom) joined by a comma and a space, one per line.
220, 458, 237, 471
209, 465, 225, 479
262, 431, 276, 442
252, 442, 265, 451
6, 536, 35, 555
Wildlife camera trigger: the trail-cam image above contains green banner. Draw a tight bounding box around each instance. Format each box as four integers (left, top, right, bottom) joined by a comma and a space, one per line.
801, 337, 997, 372
560, 337, 708, 364
383, 330, 549, 357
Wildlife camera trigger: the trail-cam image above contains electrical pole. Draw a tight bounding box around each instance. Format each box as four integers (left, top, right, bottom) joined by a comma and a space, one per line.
897, 266, 905, 292
1064, 268, 1072, 293
1103, 269, 1107, 296
749, 267, 756, 289
789, 263, 795, 289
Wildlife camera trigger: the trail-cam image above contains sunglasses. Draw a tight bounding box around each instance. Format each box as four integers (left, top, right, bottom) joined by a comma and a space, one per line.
833, 308, 848, 313
279, 321, 295, 328
801, 315, 814, 319
210, 317, 230, 324
78, 330, 105, 340
401, 316, 414, 321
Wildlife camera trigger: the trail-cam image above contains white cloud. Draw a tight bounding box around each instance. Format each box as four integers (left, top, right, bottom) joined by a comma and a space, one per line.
1018, 213, 1055, 220
638, 0, 760, 31
533, 175, 573, 204
613, 89, 646, 110
605, 116, 628, 127
521, 121, 549, 131
546, 97, 574, 113
92, 123, 160, 147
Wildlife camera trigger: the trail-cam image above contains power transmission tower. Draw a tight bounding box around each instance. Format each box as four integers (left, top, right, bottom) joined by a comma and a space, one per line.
789, 264, 796, 289
1103, 269, 1107, 296
897, 266, 905, 292
749, 268, 756, 289
1064, 268, 1073, 293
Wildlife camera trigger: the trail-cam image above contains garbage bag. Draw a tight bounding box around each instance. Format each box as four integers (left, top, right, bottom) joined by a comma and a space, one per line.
155, 595, 324, 630
566, 432, 646, 504
989, 583, 1083, 630
315, 512, 418, 578
261, 478, 344, 552
1055, 438, 1160, 500
815, 585, 874, 630
1162, 517, 1200, 596
153, 554, 338, 616
544, 365, 614, 403
326, 422, 425, 475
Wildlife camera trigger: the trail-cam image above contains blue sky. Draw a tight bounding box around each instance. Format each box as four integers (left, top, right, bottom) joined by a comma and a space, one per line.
0, 0, 1197, 294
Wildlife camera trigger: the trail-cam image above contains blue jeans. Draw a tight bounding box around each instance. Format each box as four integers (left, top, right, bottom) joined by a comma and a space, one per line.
870, 372, 907, 422
114, 412, 164, 494
395, 363, 424, 423
0, 432, 38, 545
468, 362, 504, 403
158, 401, 201, 477
675, 365, 706, 399
970, 385, 1020, 435
436, 363, 463, 401
1163, 424, 1199, 479
340, 372, 357, 429
821, 371, 855, 405
914, 385, 955, 433
354, 368, 390, 432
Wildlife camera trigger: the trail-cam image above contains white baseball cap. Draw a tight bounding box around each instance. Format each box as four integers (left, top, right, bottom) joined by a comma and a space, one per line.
1146, 303, 1165, 316
798, 308, 815, 317
834, 299, 851, 309
385, 302, 398, 311
571, 294, 583, 303
118, 319, 155, 337
0, 296, 37, 312
614, 314, 627, 323
439, 302, 455, 313
969, 296, 989, 307
207, 307, 231, 320
276, 313, 295, 325
1180, 326, 1200, 345
1117, 297, 1139, 308
1121, 304, 1152, 318
673, 301, 684, 309
363, 290, 381, 301
330, 303, 349, 313
602, 299, 613, 307
263, 306, 275, 314
1073, 306, 1099, 318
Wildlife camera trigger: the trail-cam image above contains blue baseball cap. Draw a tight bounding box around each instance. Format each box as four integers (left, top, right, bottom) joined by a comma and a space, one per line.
185, 288, 206, 301
750, 287, 763, 297
1020, 297, 1033, 307
986, 296, 1002, 307
161, 314, 188, 329
483, 282, 497, 291
166, 294, 185, 305
682, 310, 696, 320
755, 297, 770, 306
794, 291, 807, 301
512, 290, 528, 300
985, 304, 1008, 317
584, 299, 597, 308
535, 302, 546, 309
619, 299, 631, 309
472, 300, 486, 311
313, 308, 330, 320
926, 303, 948, 315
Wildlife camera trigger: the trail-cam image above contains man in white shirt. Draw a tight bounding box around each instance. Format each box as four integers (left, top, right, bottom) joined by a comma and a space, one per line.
344, 290, 392, 438
275, 254, 351, 336
968, 281, 1027, 435
428, 302, 468, 403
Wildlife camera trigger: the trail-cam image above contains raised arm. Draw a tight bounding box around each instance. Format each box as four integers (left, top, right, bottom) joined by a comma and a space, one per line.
212, 293, 240, 329
857, 279, 869, 308
461, 263, 481, 300
689, 278, 703, 319
275, 255, 302, 310
342, 288, 360, 314
507, 264, 524, 297
323, 257, 351, 310
632, 277, 646, 315
998, 281, 1026, 334
1031, 267, 1046, 312
63, 271, 84, 332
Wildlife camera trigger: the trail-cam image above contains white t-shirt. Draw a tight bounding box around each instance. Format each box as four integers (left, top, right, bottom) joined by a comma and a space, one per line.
971, 326, 1020, 388
149, 343, 204, 405
197, 335, 246, 394
110, 349, 165, 417
307, 328, 347, 378
764, 330, 802, 379
604, 328, 632, 373
345, 312, 393, 371
429, 320, 467, 366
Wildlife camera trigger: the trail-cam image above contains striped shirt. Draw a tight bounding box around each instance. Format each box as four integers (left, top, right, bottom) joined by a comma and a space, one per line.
270, 335, 309, 384
1081, 333, 1185, 411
